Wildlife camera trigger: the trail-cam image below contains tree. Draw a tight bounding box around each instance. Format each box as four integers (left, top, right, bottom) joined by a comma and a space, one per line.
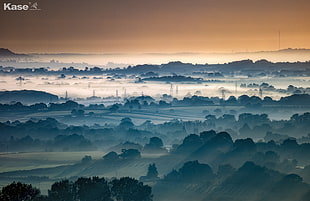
48, 180, 75, 201
164, 169, 180, 181
81, 155, 92, 163
30, 103, 47, 111
103, 151, 119, 161
177, 134, 202, 153
64, 101, 79, 110
119, 117, 134, 130
200, 130, 216, 143
164, 161, 215, 182
144, 137, 166, 152
140, 163, 160, 182
119, 149, 141, 160
281, 138, 299, 150
147, 137, 163, 148
111, 177, 152, 201
261, 174, 310, 201
225, 96, 238, 105
238, 95, 250, 105
205, 114, 216, 121
234, 138, 256, 152
109, 104, 120, 112
75, 177, 112, 201
146, 163, 159, 178
0, 182, 40, 201
178, 160, 215, 181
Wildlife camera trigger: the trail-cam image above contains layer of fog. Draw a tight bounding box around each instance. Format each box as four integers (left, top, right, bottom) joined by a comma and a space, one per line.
1, 75, 309, 101
2, 49, 310, 69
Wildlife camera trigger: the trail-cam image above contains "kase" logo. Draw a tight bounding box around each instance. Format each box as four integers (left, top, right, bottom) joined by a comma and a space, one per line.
3, 2, 40, 11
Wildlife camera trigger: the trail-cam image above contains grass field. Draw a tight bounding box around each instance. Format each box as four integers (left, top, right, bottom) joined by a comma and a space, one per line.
0, 151, 168, 173
0, 151, 106, 172
0, 151, 169, 194
2, 105, 310, 126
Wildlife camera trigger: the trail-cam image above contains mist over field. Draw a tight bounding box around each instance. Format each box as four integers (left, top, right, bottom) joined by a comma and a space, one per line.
1, 49, 310, 201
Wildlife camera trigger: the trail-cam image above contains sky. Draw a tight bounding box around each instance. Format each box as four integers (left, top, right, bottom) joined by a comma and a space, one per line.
0, 0, 310, 54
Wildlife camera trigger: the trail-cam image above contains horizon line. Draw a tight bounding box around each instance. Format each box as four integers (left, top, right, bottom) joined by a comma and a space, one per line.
2, 47, 310, 56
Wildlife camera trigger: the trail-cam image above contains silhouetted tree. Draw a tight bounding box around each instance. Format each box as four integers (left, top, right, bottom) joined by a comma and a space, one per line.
109, 104, 120, 112
178, 160, 215, 182
111, 177, 152, 201
234, 138, 256, 152
0, 182, 40, 201
75, 177, 112, 201
119, 117, 134, 130
164, 160, 215, 182
262, 174, 310, 201
225, 96, 238, 105
281, 138, 299, 150
177, 134, 202, 153
48, 180, 75, 201
200, 130, 216, 143
147, 163, 159, 178
119, 149, 141, 160
103, 151, 119, 161
71, 109, 85, 116
29, 103, 48, 111
144, 137, 166, 152
81, 155, 92, 163
140, 163, 160, 182
147, 137, 163, 148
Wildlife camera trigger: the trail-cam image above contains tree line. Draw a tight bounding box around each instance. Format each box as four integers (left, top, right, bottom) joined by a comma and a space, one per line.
2, 94, 310, 113
0, 177, 152, 201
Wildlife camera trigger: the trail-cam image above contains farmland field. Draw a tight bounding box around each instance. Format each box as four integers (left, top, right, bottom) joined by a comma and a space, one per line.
0, 151, 107, 172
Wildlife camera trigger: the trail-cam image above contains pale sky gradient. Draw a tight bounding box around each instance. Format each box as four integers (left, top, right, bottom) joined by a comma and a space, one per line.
0, 0, 310, 53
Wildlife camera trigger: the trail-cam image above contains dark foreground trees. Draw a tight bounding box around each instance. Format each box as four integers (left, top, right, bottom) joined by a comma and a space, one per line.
111, 177, 152, 201
0, 177, 152, 201
0, 182, 41, 201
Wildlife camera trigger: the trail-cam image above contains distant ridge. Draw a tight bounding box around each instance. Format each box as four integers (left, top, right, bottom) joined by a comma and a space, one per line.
0, 90, 58, 104
0, 48, 29, 58
1, 47, 310, 66
277, 48, 310, 52
2, 47, 310, 56
0, 48, 17, 56
206, 48, 310, 56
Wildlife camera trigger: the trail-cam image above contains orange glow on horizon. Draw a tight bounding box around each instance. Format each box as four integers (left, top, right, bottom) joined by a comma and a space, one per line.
0, 0, 310, 54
